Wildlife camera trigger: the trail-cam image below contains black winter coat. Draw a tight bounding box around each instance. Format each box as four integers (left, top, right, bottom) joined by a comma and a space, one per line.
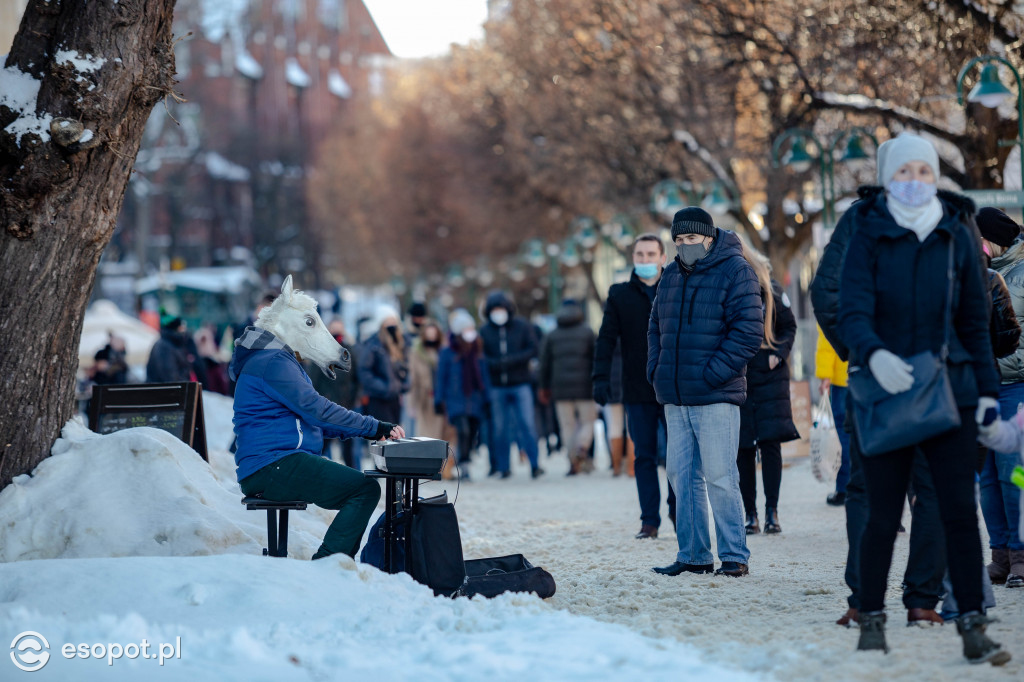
146, 329, 192, 383
836, 191, 1000, 407
593, 270, 660, 404
480, 291, 537, 387
740, 281, 801, 448
357, 332, 409, 401
647, 229, 764, 407
988, 269, 1021, 360
540, 304, 595, 401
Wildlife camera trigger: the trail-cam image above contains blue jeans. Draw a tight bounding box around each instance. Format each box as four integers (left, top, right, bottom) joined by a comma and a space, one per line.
665, 403, 749, 564
979, 382, 1024, 550
625, 402, 668, 528
488, 384, 540, 473
831, 385, 852, 493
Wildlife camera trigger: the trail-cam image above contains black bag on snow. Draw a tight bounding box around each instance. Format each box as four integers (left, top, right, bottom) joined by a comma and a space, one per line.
460, 554, 556, 599
359, 510, 406, 572
408, 499, 467, 597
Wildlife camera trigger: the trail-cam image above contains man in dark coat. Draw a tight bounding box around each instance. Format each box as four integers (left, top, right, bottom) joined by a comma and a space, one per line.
146, 316, 193, 383
540, 300, 594, 475
480, 291, 543, 478
594, 233, 672, 539
310, 319, 363, 469
648, 207, 764, 578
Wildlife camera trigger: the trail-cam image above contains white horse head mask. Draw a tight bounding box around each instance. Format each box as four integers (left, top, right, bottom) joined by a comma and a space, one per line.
255, 275, 350, 379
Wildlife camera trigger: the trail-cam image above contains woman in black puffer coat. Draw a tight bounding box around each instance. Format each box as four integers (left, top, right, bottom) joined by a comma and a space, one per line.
736, 247, 799, 536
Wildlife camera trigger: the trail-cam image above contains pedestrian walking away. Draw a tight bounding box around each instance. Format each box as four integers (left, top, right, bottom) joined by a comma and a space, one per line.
648, 207, 764, 578
836, 133, 1009, 664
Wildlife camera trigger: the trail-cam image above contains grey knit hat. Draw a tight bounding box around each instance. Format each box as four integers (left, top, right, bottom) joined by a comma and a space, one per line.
876, 133, 940, 186
671, 207, 716, 239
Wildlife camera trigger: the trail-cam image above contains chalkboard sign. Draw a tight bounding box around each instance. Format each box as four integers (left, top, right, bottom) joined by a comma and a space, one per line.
89, 382, 208, 461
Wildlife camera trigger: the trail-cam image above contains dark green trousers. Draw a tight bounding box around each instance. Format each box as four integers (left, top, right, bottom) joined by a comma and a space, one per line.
240, 452, 381, 560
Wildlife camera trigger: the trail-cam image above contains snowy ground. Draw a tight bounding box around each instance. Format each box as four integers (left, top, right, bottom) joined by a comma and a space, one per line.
1, 392, 1021, 681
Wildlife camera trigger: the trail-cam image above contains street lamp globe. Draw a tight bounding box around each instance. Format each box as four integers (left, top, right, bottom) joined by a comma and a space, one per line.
784, 139, 814, 173
968, 63, 1014, 109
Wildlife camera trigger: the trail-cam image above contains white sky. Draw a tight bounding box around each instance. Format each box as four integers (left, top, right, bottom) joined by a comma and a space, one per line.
363, 0, 488, 59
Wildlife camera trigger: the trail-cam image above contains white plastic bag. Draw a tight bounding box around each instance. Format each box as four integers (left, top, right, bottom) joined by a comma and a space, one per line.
810, 392, 842, 483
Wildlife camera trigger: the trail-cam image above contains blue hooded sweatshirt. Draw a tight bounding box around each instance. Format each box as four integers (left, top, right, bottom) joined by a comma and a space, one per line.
229, 327, 379, 482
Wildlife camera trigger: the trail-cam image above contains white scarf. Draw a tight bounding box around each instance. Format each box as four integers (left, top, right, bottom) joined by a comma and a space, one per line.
884, 194, 943, 242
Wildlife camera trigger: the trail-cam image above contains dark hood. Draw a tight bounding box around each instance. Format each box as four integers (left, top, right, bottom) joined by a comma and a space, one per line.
484, 290, 516, 317
228, 326, 292, 381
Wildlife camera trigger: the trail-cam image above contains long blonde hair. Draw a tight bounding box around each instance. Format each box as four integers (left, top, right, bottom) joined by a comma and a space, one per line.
739, 239, 777, 349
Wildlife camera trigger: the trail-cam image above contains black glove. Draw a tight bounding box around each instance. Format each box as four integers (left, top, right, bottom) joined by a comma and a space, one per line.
593, 382, 611, 407
434, 402, 445, 416
373, 421, 398, 440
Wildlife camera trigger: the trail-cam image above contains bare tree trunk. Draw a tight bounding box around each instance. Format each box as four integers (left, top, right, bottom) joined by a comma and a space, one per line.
0, 0, 178, 489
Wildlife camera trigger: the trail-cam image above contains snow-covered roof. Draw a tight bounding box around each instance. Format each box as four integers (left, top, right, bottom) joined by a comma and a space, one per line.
134, 266, 263, 296
204, 151, 250, 182
234, 49, 263, 80
327, 69, 352, 99
285, 57, 311, 88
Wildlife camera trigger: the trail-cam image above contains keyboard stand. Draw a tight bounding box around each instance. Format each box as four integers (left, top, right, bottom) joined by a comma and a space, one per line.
363, 469, 442, 574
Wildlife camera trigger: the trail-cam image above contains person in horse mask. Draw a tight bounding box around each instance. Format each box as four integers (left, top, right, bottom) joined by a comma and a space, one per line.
648, 207, 764, 579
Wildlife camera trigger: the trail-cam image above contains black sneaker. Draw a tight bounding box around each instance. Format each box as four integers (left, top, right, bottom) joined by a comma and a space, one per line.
827, 491, 847, 506
531, 467, 545, 479
715, 561, 749, 577
652, 561, 714, 576
499, 471, 512, 479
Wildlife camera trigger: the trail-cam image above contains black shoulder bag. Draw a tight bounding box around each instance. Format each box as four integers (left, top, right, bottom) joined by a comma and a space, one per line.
847, 236, 961, 456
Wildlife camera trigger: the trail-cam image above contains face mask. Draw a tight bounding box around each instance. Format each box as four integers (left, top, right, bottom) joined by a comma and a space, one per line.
887, 180, 937, 208
461, 329, 478, 343
385, 325, 400, 341
423, 338, 440, 348
489, 309, 509, 326
634, 263, 659, 279
676, 242, 708, 267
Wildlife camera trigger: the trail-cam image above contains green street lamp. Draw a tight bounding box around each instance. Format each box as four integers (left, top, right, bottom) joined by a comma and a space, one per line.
772, 127, 877, 230
701, 181, 735, 217
957, 55, 1024, 203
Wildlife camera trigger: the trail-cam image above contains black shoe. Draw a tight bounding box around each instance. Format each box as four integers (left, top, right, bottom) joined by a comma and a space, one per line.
744, 513, 760, 535
827, 491, 846, 506
957, 612, 1011, 665
652, 561, 714, 576
715, 561, 749, 577
764, 507, 782, 534
499, 471, 512, 479
531, 467, 545, 479
857, 611, 889, 652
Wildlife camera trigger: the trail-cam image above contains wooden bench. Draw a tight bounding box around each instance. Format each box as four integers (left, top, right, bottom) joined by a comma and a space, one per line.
241, 497, 307, 557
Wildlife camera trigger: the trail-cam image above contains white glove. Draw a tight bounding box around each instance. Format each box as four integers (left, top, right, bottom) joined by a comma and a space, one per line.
978, 417, 1001, 441
976, 396, 1000, 427
868, 349, 914, 395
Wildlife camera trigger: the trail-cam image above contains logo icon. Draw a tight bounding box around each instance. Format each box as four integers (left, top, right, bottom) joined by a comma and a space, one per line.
10, 632, 50, 672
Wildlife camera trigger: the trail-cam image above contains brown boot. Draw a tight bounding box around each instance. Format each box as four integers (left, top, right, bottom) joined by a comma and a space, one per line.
625, 436, 635, 477
1007, 549, 1024, 588
987, 547, 1011, 585
837, 607, 859, 627
907, 608, 944, 627
609, 437, 624, 476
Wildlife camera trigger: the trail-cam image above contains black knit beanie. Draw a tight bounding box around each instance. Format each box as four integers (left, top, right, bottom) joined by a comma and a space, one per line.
671, 207, 716, 240
977, 207, 1021, 248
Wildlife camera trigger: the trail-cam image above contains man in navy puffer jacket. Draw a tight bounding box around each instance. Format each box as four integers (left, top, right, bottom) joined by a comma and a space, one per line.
648, 207, 764, 578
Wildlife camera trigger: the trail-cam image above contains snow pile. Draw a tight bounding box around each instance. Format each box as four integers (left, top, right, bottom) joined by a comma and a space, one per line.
0, 419, 332, 562
1, 554, 758, 681
0, 63, 52, 144
54, 49, 106, 73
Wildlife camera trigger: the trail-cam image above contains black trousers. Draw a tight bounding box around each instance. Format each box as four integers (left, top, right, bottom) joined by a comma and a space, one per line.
451, 414, 480, 464
737, 441, 782, 513
859, 409, 983, 614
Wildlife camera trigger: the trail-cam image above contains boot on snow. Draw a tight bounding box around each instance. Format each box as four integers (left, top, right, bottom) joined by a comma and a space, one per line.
956, 612, 1011, 665
1006, 549, 1024, 588
857, 611, 888, 653
987, 547, 1010, 585
764, 507, 782, 534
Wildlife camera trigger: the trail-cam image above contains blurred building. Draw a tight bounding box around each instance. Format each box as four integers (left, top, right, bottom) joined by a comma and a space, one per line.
104, 0, 392, 295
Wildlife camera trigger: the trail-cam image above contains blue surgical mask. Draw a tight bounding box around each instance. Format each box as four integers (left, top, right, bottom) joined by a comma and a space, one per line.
634, 263, 659, 279
887, 180, 937, 208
